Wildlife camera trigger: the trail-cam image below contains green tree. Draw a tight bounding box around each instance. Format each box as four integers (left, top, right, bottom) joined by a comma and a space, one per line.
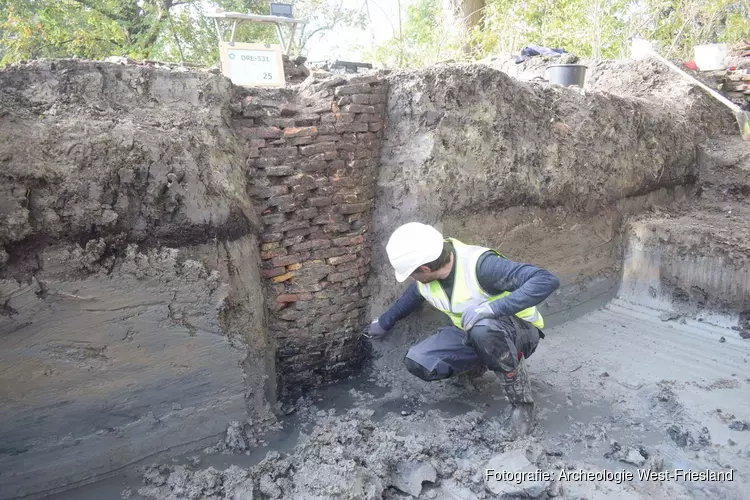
366, 0, 749, 68
0, 0, 365, 66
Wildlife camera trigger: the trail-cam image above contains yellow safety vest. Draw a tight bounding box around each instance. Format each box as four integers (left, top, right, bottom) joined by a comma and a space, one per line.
416, 238, 544, 330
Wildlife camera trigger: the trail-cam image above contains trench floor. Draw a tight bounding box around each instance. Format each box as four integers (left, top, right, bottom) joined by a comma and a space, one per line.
48, 299, 750, 500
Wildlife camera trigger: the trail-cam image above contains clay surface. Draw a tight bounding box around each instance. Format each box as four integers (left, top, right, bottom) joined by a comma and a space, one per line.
0, 61, 273, 499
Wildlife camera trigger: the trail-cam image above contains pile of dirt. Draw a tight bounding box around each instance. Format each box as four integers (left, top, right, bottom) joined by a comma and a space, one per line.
483, 56, 736, 137
135, 406, 556, 500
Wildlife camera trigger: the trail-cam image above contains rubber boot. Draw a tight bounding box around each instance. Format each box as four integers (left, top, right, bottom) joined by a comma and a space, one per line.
498, 356, 535, 439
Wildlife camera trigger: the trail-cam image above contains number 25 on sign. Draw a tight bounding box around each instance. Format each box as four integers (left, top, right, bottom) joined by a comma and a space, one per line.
220, 42, 286, 88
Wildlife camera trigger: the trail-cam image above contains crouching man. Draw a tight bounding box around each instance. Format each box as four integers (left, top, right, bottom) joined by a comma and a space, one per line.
368, 222, 560, 437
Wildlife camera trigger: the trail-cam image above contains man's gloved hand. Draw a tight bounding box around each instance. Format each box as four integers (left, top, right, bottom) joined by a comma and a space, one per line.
461, 302, 495, 331
368, 318, 390, 340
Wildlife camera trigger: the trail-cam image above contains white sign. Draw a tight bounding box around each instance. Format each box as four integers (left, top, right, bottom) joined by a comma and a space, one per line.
220, 42, 286, 88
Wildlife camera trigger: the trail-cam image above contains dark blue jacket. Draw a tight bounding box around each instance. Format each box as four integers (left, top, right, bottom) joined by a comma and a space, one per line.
378, 247, 560, 330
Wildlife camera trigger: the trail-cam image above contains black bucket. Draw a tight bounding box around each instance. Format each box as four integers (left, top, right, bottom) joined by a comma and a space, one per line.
547, 64, 587, 87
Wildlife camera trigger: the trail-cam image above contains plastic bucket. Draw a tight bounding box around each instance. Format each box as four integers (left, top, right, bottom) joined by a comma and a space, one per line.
694, 43, 727, 71
547, 64, 587, 87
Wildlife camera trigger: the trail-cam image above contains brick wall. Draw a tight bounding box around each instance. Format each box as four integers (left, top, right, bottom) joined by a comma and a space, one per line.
234, 72, 388, 396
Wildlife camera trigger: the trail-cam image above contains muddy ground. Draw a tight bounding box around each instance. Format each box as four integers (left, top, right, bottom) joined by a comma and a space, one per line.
51, 136, 750, 500
56, 295, 750, 500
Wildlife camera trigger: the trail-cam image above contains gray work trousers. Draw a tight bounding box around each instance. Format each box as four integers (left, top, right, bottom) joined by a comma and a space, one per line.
403, 316, 541, 381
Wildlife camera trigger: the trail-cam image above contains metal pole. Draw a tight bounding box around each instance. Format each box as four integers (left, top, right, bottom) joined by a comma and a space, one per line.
213, 18, 223, 41
230, 20, 238, 42
275, 23, 286, 53
286, 23, 297, 54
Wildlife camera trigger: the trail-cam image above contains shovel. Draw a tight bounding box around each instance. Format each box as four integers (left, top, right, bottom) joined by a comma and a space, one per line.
632, 38, 750, 141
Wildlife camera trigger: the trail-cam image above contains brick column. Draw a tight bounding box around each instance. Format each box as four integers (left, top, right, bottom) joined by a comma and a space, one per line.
235, 73, 388, 396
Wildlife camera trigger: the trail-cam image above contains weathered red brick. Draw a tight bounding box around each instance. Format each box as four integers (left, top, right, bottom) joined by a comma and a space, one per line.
290, 239, 331, 252
263, 117, 297, 128
287, 283, 325, 293
314, 177, 330, 188
334, 83, 373, 96
324, 222, 351, 233
369, 92, 387, 104
260, 241, 280, 252
284, 172, 316, 188
260, 146, 298, 158
335, 258, 367, 273
260, 232, 284, 243
296, 207, 319, 219
339, 277, 359, 289
250, 127, 283, 139
313, 247, 348, 260
297, 159, 328, 173
328, 269, 359, 283
276, 201, 302, 213
307, 102, 331, 114
281, 234, 305, 247
267, 219, 311, 233
272, 272, 296, 284
345, 243, 365, 255
316, 124, 336, 134
261, 267, 287, 278
265, 165, 294, 177
335, 113, 355, 123
329, 254, 357, 266
333, 234, 365, 247
309, 196, 331, 207
276, 294, 299, 303
312, 213, 344, 225
262, 213, 287, 225
356, 149, 376, 160
294, 115, 321, 127
267, 193, 294, 206
284, 126, 318, 138
369, 122, 384, 132
348, 74, 383, 85
350, 94, 371, 105
299, 142, 337, 157
284, 227, 316, 239
343, 104, 376, 114
272, 254, 301, 267
290, 136, 315, 146
338, 202, 371, 215
330, 176, 357, 188
355, 113, 382, 123
261, 247, 287, 260
335, 122, 369, 133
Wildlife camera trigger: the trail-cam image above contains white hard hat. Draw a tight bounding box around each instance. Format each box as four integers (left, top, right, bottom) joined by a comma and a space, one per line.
386, 222, 444, 282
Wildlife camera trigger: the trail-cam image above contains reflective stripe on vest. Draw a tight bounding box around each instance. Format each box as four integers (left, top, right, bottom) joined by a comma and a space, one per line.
416, 238, 544, 330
